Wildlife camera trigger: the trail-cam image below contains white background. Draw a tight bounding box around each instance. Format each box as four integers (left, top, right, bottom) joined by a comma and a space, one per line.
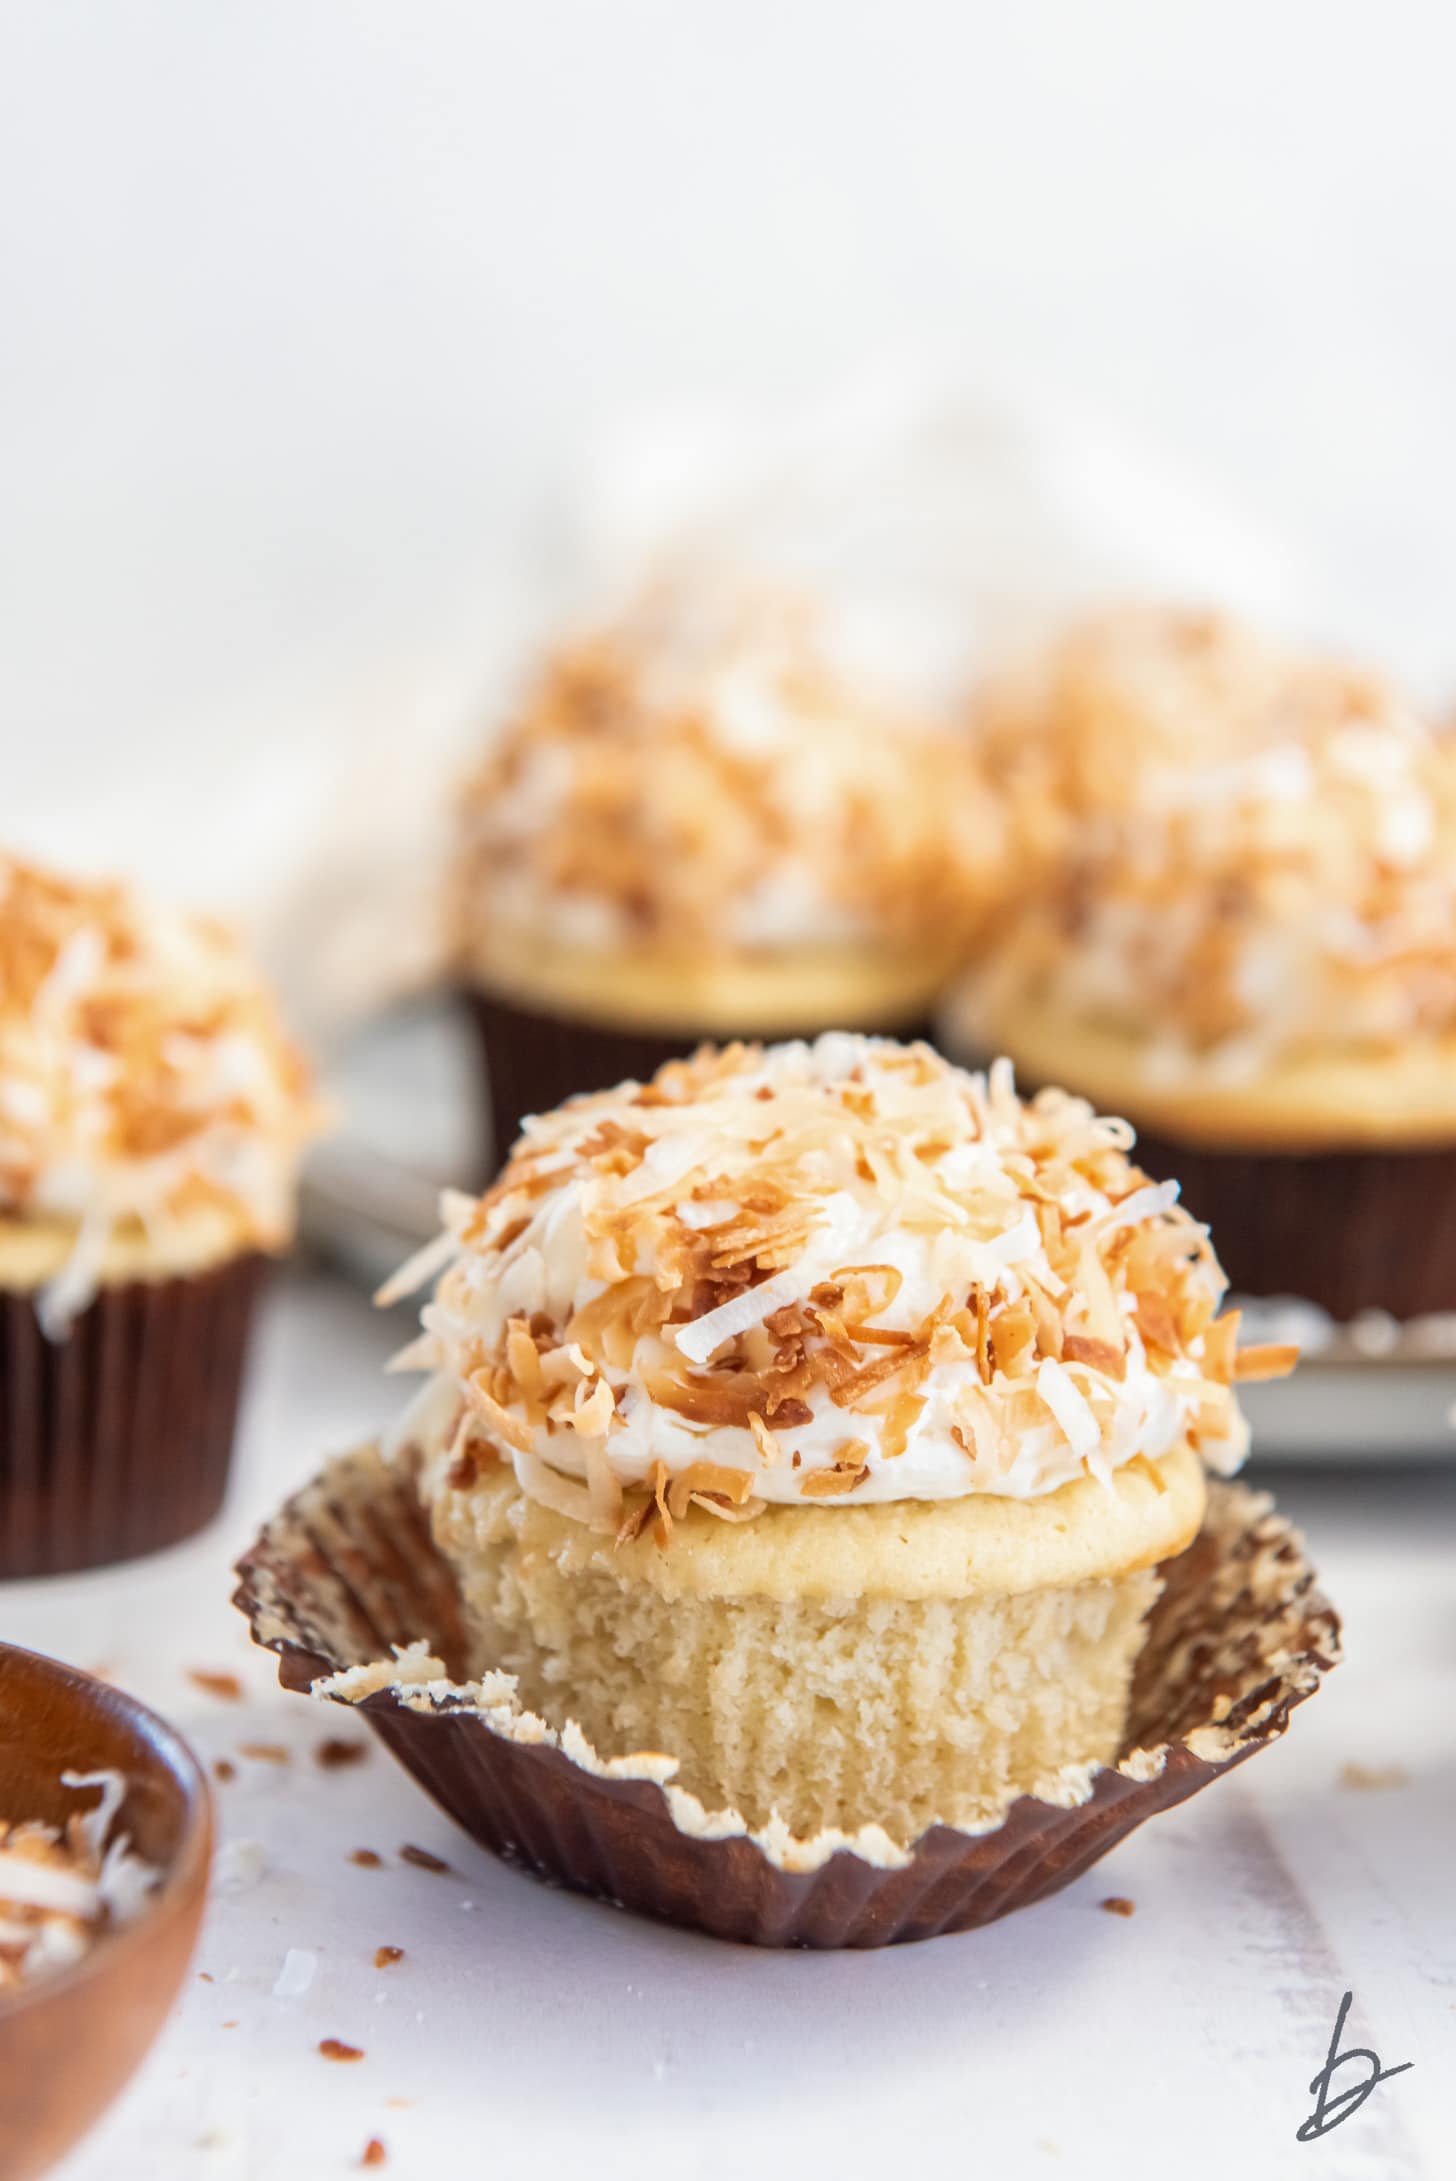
4, 2, 1456, 921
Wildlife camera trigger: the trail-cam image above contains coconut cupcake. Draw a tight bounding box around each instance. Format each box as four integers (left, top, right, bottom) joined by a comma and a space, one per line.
946, 625, 1456, 1318
0, 853, 323, 1575
450, 587, 1002, 1162
377, 1034, 1289, 1843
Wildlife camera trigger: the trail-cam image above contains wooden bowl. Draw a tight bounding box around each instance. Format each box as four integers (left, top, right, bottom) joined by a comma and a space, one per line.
0, 1645, 212, 2181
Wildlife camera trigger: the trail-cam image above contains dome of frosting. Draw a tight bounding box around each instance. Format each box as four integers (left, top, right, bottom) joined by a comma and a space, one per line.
965, 629, 1456, 1070
451, 586, 1001, 965
384, 1035, 1286, 1539
0, 854, 322, 1294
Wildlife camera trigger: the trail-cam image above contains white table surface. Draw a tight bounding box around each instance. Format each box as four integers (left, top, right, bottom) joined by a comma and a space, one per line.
5, 1268, 1452, 2181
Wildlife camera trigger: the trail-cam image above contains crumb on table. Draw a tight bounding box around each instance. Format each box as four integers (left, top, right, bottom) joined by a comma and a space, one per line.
1100, 1896, 1136, 1918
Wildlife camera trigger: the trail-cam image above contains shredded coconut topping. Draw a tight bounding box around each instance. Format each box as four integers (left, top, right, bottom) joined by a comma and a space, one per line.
0, 1769, 161, 1993
385, 1035, 1286, 1539
451, 585, 1001, 962
0, 854, 324, 1309
967, 609, 1456, 1066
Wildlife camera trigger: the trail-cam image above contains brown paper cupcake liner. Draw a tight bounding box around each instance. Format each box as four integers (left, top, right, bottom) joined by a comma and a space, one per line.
462, 988, 939, 1170
234, 1446, 1339, 1948
1, 1254, 266, 1579
1128, 1128, 1456, 1321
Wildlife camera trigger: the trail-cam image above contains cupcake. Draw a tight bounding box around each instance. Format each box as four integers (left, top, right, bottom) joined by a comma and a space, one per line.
376, 1034, 1291, 1844
0, 854, 323, 1575
449, 586, 1001, 1163
948, 611, 1456, 1320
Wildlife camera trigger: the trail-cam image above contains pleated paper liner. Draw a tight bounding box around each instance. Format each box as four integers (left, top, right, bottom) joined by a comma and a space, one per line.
234, 1446, 1340, 1949
1127, 1128, 1456, 1323
462, 988, 939, 1171
0, 1254, 266, 1579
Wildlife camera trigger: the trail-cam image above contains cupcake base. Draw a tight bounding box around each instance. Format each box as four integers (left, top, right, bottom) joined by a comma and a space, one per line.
234, 1445, 1339, 1948
1128, 1130, 1456, 1320
464, 987, 937, 1167
1, 1255, 266, 1579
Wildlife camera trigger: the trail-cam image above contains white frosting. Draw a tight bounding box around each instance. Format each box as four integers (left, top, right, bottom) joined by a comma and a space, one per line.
453, 587, 996, 960
0, 855, 322, 1322
389, 1036, 1251, 1519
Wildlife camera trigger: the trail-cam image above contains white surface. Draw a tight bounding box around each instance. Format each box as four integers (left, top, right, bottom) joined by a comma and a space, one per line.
1, 1271, 1451, 2179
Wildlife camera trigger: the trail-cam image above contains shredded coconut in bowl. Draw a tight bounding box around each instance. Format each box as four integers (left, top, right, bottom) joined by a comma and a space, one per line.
967, 609, 1456, 1069
381, 1035, 1294, 1542
0, 854, 326, 1327
450, 583, 1003, 964
0, 1769, 162, 1994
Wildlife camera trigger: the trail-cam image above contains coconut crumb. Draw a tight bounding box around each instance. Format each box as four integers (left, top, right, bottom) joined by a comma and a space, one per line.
1100, 1895, 1136, 1918
399, 1845, 450, 1874
188, 1670, 244, 1703
316, 1738, 369, 1770
1338, 1761, 1410, 1792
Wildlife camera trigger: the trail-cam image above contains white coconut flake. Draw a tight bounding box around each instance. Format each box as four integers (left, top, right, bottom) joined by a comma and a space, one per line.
272, 1946, 317, 1999
674, 1265, 805, 1365
214, 1839, 266, 1893
1037, 1357, 1102, 1458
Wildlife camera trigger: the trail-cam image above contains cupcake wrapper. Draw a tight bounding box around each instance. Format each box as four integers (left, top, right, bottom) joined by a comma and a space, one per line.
1, 1255, 266, 1579
463, 989, 938, 1169
234, 1447, 1339, 1949
1129, 1128, 1456, 1320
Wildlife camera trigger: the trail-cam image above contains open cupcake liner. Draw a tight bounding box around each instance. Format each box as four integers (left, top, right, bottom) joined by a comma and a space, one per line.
1129, 1128, 1456, 1322
234, 1445, 1340, 1948
1, 1254, 266, 1579
461, 989, 939, 1171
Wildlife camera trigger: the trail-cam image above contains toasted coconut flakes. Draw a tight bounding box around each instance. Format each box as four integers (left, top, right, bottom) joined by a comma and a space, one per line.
674, 1264, 808, 1365
392, 1035, 1254, 1530
188, 1670, 244, 1703
462, 1374, 534, 1456
1062, 1333, 1127, 1380
1231, 1342, 1300, 1383
747, 1411, 780, 1465
800, 1448, 871, 1497
1036, 1357, 1101, 1457
665, 1463, 757, 1520
1134, 1292, 1181, 1352
1200, 1312, 1241, 1384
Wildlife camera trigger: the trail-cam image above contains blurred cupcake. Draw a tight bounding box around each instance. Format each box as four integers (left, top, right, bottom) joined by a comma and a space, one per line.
381, 1034, 1285, 1842
449, 586, 1001, 1161
947, 615, 1456, 1318
0, 854, 323, 1575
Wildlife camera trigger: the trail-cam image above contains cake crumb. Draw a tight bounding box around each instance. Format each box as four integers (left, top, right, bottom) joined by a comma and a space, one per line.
317, 1738, 369, 1770
361, 2143, 388, 2170
319, 2039, 365, 2064
1339, 1761, 1410, 1792
188, 1670, 243, 1703
213, 1760, 237, 1784
197, 1971, 214, 1983
374, 1946, 404, 1969
400, 1845, 450, 1874
1100, 1896, 1136, 1918
350, 1849, 383, 1869
239, 1743, 290, 1766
